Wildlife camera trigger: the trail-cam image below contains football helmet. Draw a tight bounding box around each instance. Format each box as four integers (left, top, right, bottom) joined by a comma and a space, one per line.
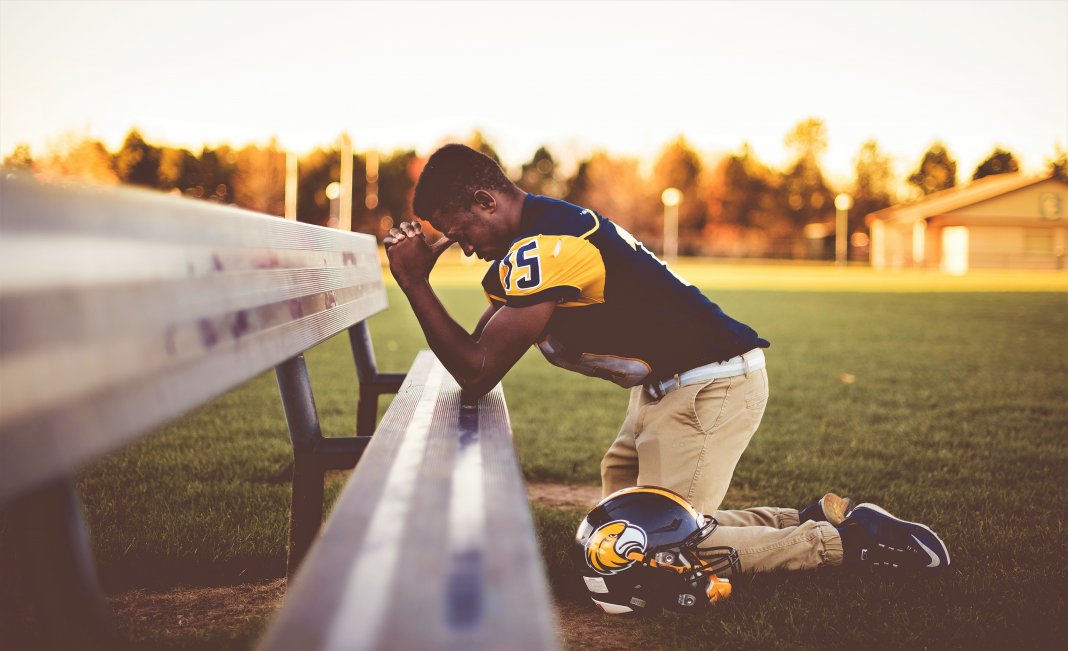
575, 486, 740, 614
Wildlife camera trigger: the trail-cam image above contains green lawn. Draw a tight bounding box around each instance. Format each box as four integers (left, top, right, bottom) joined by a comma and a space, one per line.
4, 267, 1067, 649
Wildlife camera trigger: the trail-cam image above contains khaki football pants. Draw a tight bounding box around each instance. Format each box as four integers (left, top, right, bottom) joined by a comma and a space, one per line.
600, 357, 844, 575
703, 507, 843, 576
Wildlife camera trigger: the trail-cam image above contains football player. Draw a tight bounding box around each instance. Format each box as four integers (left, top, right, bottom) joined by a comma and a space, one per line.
385, 145, 948, 579
385, 144, 767, 516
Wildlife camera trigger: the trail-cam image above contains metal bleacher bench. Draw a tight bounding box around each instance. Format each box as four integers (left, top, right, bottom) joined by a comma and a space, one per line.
0, 177, 559, 651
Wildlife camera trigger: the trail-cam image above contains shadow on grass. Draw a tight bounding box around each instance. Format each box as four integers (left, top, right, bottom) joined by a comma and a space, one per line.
97, 558, 286, 593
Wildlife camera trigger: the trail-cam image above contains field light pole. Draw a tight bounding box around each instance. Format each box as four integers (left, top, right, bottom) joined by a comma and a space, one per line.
835, 193, 853, 267
661, 187, 682, 262
284, 150, 298, 221
338, 133, 353, 232
325, 181, 341, 227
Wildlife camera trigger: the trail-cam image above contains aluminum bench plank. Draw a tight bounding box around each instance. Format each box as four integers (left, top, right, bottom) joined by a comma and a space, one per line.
260, 351, 559, 651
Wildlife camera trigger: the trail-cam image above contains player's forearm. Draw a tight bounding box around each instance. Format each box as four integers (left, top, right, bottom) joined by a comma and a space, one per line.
401, 280, 485, 383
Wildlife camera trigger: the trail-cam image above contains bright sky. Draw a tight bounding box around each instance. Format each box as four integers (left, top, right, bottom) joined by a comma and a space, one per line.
2, 0, 1066, 184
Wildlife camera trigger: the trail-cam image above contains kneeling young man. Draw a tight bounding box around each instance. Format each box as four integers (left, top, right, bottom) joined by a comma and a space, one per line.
386, 144, 768, 516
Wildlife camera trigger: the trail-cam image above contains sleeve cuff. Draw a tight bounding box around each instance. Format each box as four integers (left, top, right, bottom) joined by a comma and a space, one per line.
505, 285, 580, 307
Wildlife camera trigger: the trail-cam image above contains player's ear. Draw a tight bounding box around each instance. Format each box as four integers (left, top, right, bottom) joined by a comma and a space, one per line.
473, 190, 496, 212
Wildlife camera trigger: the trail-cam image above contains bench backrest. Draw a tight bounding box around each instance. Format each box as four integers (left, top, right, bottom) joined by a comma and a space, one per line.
0, 177, 386, 505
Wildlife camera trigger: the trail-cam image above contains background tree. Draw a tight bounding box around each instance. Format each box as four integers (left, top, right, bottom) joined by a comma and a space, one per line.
652, 136, 708, 253
563, 159, 589, 205
232, 139, 286, 215
194, 145, 236, 202
1049, 145, 1068, 183
296, 147, 339, 226
908, 142, 957, 196
157, 146, 199, 193
517, 146, 562, 197
467, 130, 501, 165
709, 144, 784, 229
781, 118, 834, 236
349, 151, 373, 234
36, 134, 118, 185
972, 147, 1019, 180
2, 144, 34, 172
705, 143, 790, 256
565, 151, 656, 242
114, 129, 160, 188
377, 149, 418, 226
851, 139, 895, 231
784, 117, 828, 162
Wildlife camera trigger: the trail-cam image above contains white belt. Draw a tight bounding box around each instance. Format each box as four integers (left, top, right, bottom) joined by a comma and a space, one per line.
644, 349, 765, 400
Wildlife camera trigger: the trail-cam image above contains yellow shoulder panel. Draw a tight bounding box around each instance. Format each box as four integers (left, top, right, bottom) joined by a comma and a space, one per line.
499, 235, 605, 304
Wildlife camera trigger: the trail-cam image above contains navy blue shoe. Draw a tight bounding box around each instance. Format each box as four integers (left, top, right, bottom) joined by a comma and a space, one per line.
837, 503, 950, 570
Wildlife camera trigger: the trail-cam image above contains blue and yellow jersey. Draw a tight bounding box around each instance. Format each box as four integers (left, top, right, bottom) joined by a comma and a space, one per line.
482, 194, 769, 387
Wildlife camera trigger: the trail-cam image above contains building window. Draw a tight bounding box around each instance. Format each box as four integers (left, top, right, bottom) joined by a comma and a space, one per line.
1039, 193, 1062, 221
941, 226, 969, 275
1023, 230, 1053, 255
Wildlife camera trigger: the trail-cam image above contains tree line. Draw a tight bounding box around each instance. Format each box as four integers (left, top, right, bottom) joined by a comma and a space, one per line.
4, 121, 1064, 259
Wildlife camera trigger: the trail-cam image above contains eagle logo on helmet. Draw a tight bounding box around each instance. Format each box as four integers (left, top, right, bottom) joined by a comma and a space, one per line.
585, 520, 648, 575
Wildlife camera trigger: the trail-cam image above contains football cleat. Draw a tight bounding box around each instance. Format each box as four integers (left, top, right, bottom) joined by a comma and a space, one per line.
798, 492, 855, 526
837, 503, 950, 570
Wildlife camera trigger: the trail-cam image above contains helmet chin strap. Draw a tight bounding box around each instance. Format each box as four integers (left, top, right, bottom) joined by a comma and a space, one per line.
626, 550, 733, 605
626, 550, 686, 573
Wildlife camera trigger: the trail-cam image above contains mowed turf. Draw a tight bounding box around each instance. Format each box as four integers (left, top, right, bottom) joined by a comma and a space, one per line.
4, 261, 1067, 650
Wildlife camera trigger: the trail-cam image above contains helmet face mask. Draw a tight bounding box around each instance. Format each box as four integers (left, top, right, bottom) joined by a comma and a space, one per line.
576, 486, 740, 614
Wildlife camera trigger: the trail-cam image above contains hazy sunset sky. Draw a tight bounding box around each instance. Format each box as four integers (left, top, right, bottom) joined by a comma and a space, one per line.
2, 0, 1065, 182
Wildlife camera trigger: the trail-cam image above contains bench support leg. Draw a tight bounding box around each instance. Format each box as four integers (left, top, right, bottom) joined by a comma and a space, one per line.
349, 322, 405, 437
274, 325, 407, 578
275, 354, 326, 578
6, 478, 115, 650
287, 455, 325, 578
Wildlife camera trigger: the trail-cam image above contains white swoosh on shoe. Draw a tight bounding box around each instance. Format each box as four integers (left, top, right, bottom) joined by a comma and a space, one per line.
912, 535, 942, 568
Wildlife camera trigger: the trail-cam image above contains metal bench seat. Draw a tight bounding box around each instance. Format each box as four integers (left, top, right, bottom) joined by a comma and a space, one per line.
262, 352, 557, 651
0, 176, 559, 651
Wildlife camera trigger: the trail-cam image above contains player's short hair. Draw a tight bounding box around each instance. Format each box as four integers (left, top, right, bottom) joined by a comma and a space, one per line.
413, 144, 515, 221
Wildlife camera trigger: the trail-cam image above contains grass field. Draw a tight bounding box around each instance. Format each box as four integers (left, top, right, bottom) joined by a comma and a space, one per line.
3, 260, 1067, 650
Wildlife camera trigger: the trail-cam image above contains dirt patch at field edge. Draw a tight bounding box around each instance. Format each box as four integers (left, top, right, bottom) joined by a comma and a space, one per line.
555, 599, 660, 650
102, 484, 654, 648
107, 582, 653, 651
527, 482, 603, 510
108, 578, 285, 638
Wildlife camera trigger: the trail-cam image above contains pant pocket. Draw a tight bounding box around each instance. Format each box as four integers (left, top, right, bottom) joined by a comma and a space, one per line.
744, 369, 769, 412
691, 377, 732, 434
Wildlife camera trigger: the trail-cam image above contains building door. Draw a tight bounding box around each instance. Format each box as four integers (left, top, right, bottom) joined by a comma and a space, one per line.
941, 226, 969, 275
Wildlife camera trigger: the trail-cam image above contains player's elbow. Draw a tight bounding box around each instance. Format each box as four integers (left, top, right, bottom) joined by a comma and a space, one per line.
455, 368, 504, 405
452, 348, 514, 404
458, 382, 491, 406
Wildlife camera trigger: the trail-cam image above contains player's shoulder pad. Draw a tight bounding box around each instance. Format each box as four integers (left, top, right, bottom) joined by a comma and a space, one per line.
499, 232, 604, 300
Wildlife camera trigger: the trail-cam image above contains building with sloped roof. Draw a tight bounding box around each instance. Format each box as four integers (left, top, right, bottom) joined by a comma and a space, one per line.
867, 173, 1067, 274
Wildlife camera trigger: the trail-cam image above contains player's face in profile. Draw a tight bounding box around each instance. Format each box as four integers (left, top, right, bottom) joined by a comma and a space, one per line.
433, 207, 509, 261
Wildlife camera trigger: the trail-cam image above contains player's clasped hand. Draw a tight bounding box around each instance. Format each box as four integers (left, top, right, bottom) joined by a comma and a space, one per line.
383, 220, 453, 290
